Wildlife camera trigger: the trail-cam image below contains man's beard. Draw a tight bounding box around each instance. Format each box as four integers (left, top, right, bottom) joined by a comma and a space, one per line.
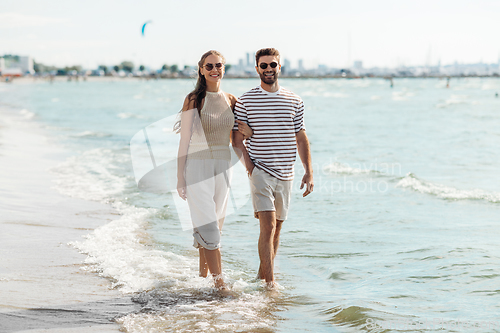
259, 71, 278, 84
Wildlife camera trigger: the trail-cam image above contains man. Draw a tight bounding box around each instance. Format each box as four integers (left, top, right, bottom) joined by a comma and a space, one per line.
232, 48, 313, 287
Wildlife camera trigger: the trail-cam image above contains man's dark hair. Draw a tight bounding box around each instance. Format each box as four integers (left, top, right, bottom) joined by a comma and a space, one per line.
255, 48, 280, 66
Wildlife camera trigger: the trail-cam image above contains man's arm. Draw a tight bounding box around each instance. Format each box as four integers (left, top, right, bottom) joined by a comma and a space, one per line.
232, 130, 255, 175
296, 129, 313, 197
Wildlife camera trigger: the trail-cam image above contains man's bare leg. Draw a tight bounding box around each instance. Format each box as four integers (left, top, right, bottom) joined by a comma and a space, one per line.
258, 219, 283, 280
199, 248, 208, 278
258, 211, 277, 285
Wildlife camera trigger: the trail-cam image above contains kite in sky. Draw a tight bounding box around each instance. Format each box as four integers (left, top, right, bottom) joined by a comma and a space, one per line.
141, 21, 152, 36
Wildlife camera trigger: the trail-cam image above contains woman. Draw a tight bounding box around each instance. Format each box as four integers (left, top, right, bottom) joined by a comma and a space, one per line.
176, 50, 251, 289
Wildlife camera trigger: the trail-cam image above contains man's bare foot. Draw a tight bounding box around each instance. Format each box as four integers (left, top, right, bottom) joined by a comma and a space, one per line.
265, 281, 276, 290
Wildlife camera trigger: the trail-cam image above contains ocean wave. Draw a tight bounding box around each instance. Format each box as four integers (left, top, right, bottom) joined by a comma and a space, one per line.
118, 112, 145, 119
19, 109, 35, 120
72, 130, 112, 138
70, 201, 278, 331
118, 290, 275, 332
51, 148, 131, 203
70, 202, 196, 293
322, 305, 373, 328
323, 162, 379, 175
392, 90, 414, 101
481, 83, 497, 90
436, 94, 469, 108
396, 173, 500, 203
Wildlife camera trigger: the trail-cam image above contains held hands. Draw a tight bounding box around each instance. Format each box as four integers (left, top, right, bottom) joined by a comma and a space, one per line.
300, 173, 314, 197
236, 120, 253, 139
177, 178, 187, 200
247, 163, 255, 177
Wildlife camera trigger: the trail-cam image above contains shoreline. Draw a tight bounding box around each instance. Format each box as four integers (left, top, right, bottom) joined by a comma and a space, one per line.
2, 74, 500, 85
0, 107, 134, 332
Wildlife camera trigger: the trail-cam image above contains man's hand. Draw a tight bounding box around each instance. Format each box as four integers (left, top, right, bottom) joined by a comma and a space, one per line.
296, 129, 313, 197
300, 172, 314, 197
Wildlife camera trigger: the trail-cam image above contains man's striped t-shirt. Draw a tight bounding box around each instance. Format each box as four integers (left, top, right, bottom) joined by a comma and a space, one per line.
233, 86, 305, 181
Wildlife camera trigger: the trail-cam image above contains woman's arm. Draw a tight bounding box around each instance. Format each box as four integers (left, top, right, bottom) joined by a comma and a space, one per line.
227, 93, 253, 139
177, 96, 196, 200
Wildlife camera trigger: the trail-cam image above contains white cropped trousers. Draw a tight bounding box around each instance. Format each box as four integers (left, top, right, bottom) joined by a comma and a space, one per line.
185, 159, 232, 250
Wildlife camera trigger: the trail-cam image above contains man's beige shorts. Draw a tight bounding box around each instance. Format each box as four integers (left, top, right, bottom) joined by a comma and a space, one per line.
250, 166, 293, 221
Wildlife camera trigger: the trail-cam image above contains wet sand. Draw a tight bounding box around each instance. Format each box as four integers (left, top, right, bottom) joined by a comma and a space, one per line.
0, 108, 137, 332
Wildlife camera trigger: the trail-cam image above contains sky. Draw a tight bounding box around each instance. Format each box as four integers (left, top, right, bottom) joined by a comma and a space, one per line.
2, 0, 500, 70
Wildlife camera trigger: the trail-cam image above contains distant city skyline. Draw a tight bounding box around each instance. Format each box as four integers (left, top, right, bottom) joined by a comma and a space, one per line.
2, 0, 499, 70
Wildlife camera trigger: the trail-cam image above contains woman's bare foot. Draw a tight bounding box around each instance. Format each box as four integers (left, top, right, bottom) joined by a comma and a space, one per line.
213, 274, 226, 290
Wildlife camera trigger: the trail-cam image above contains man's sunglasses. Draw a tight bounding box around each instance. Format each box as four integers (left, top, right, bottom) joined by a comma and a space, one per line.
204, 63, 224, 71
259, 62, 279, 70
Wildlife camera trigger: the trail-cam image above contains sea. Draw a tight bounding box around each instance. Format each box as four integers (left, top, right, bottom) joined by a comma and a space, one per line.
1, 77, 499, 332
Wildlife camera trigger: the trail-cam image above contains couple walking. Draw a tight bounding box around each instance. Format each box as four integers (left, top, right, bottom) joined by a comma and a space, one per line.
176, 48, 313, 290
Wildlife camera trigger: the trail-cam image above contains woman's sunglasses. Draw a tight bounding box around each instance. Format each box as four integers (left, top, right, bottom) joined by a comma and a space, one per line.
204, 63, 224, 71
259, 62, 279, 70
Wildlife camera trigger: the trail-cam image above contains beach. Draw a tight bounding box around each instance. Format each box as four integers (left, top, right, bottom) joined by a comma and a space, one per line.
1, 77, 499, 332
0, 107, 134, 332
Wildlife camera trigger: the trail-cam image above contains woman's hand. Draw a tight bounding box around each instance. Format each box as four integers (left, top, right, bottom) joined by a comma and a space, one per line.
236, 120, 253, 139
177, 178, 187, 200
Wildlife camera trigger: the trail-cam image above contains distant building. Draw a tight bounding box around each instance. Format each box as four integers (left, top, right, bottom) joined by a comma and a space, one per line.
0, 55, 34, 75
317, 64, 328, 76
19, 56, 34, 74
298, 59, 304, 71
282, 58, 291, 75
353, 60, 363, 69
246, 52, 251, 67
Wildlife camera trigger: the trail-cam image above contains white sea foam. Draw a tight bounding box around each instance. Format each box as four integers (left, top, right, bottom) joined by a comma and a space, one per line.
436, 94, 468, 108
72, 130, 112, 138
117, 292, 274, 332
392, 90, 415, 101
396, 173, 500, 203
481, 83, 497, 90
118, 112, 145, 119
69, 202, 198, 293
51, 148, 130, 202
19, 109, 35, 119
69, 199, 277, 331
323, 162, 378, 175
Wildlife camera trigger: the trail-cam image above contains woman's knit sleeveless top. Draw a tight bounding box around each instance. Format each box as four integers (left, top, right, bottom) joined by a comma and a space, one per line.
187, 91, 234, 161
